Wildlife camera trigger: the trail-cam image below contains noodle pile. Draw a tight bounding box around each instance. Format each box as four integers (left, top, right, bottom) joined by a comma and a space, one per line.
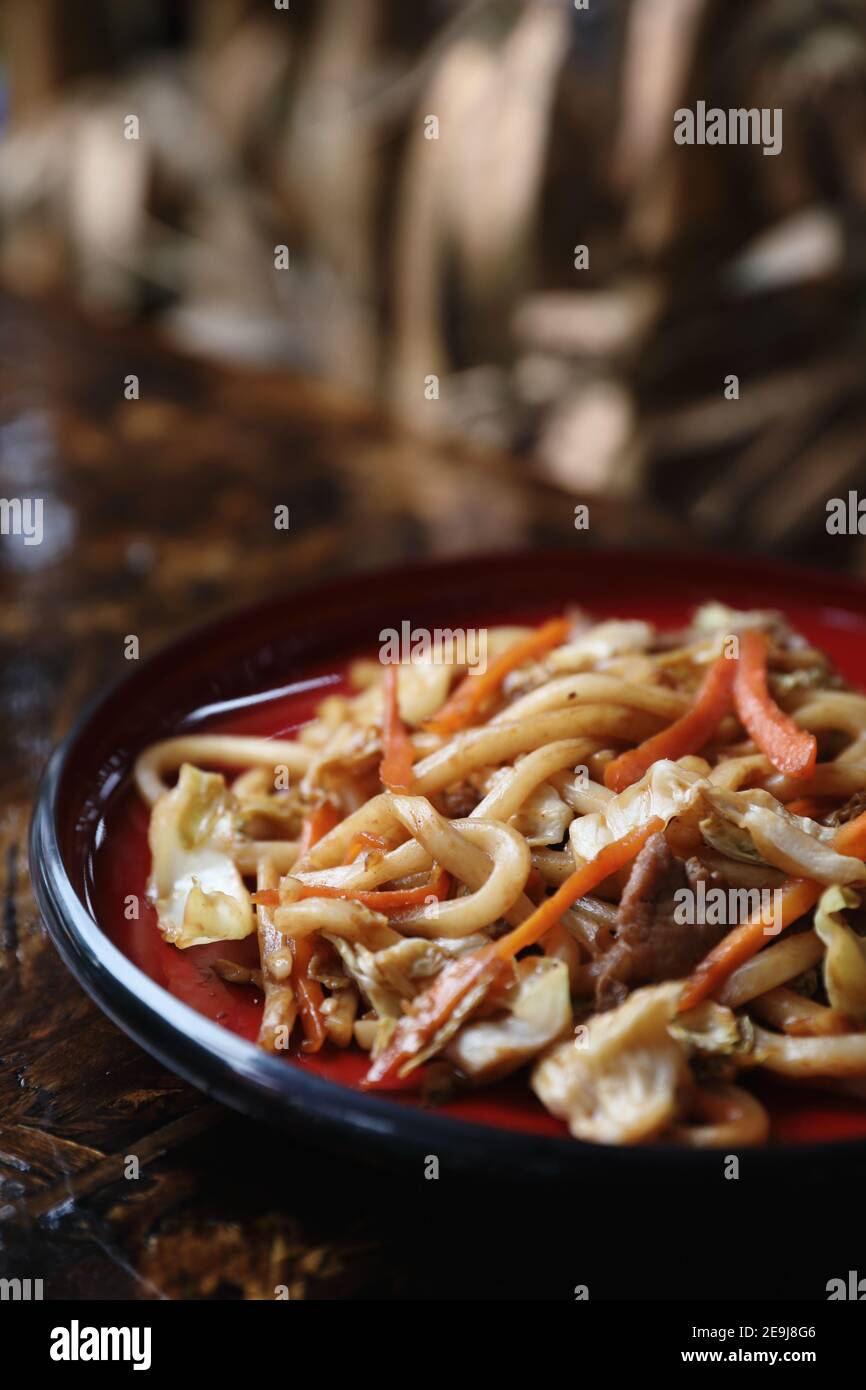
133, 604, 866, 1146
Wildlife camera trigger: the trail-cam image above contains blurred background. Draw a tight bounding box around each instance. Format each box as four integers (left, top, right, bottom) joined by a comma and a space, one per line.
4, 2, 866, 1302
2, 0, 866, 570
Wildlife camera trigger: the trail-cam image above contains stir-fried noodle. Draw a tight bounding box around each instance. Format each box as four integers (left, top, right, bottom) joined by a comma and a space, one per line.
133, 604, 866, 1145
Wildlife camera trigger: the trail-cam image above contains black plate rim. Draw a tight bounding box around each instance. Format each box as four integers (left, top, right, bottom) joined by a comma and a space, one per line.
28, 546, 866, 1175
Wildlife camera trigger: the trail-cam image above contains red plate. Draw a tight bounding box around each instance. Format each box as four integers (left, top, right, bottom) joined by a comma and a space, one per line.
30, 550, 866, 1171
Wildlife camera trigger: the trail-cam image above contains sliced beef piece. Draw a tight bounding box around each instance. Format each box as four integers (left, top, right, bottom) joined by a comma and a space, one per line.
594, 833, 728, 1009
826, 790, 866, 829
434, 782, 480, 819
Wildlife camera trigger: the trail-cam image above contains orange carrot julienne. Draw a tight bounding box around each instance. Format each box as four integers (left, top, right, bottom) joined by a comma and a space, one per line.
678, 807, 866, 1012
832, 807, 866, 857
491, 818, 665, 960
251, 889, 279, 906
677, 877, 822, 1013
296, 800, 339, 856
295, 865, 450, 913
424, 617, 571, 736
604, 649, 737, 793
379, 664, 415, 791
291, 932, 327, 1053
345, 831, 389, 863
733, 630, 817, 779
362, 818, 663, 1088
363, 948, 510, 1087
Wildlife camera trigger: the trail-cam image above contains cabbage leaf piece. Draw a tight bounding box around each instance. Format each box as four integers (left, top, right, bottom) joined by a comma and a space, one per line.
147, 763, 254, 948
568, 757, 866, 887
512, 781, 573, 847
814, 885, 866, 1020
531, 981, 690, 1144
692, 602, 778, 636
668, 999, 755, 1057
702, 787, 866, 886
447, 957, 572, 1083
549, 620, 653, 673
569, 760, 706, 865
396, 658, 454, 727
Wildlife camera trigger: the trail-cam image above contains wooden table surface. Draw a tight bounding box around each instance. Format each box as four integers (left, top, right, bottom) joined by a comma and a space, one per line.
1, 291, 663, 1301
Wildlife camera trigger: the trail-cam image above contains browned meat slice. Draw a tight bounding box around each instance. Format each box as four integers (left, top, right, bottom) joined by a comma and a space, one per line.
826, 790, 866, 828
434, 782, 480, 819
594, 834, 728, 1008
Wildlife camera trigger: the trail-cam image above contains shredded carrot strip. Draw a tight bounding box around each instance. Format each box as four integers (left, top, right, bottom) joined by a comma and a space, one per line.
362, 950, 509, 1088
296, 800, 339, 856
295, 866, 450, 914
677, 878, 821, 1013
363, 819, 662, 1088
604, 650, 736, 792
832, 809, 866, 857
424, 617, 571, 736
345, 831, 389, 863
379, 664, 415, 791
678, 808, 866, 1012
292, 933, 327, 1053
491, 819, 664, 960
733, 630, 817, 779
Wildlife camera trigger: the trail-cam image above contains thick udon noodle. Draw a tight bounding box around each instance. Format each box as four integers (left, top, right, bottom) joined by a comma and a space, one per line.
132, 608, 866, 1147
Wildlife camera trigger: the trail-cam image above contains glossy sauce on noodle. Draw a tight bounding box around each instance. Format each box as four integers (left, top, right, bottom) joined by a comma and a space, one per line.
88, 602, 866, 1144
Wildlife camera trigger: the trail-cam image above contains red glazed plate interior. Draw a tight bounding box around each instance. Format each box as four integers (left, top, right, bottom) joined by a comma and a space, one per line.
79, 552, 866, 1146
